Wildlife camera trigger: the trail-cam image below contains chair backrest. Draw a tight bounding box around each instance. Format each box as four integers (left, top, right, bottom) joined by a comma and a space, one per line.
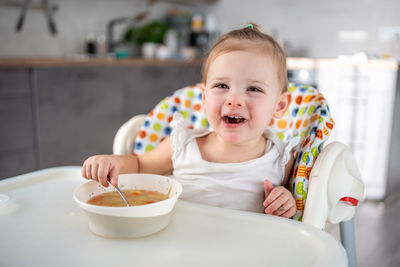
133, 83, 335, 220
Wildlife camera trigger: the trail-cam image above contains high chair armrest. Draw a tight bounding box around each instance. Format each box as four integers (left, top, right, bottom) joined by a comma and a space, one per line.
113, 114, 147, 155
302, 142, 365, 230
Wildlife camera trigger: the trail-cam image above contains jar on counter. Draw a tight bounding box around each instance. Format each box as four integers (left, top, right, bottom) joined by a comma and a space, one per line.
85, 34, 97, 56
189, 14, 209, 55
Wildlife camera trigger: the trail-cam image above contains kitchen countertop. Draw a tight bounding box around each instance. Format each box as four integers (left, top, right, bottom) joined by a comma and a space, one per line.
0, 56, 397, 69
0, 56, 204, 68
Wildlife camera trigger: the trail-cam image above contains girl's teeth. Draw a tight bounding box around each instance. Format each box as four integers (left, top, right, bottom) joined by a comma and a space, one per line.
224, 116, 246, 124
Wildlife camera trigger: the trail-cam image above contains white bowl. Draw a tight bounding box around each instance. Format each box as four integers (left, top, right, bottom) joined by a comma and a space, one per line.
73, 173, 182, 239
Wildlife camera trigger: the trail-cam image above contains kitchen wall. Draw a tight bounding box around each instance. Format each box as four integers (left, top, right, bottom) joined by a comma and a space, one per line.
1, 0, 399, 58
213, 0, 400, 59
0, 0, 186, 56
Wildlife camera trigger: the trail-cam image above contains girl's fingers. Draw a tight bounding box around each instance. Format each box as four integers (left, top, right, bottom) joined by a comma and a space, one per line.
81, 161, 88, 179
109, 166, 119, 187
85, 163, 92, 180
81, 155, 120, 187
269, 190, 296, 217
273, 198, 292, 216
81, 156, 120, 187
264, 179, 274, 197
264, 187, 281, 207
263, 187, 287, 209
264, 194, 288, 214
280, 206, 297, 218
91, 163, 99, 181
81, 162, 85, 178
97, 163, 110, 187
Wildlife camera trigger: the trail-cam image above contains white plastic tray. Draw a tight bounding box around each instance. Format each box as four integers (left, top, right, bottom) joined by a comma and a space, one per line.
0, 167, 347, 267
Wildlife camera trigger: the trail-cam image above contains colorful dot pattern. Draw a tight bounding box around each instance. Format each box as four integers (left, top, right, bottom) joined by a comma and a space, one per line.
133, 83, 334, 221
268, 84, 335, 221
134, 83, 209, 156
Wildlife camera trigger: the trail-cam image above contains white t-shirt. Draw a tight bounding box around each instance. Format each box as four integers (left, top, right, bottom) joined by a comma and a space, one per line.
170, 113, 299, 213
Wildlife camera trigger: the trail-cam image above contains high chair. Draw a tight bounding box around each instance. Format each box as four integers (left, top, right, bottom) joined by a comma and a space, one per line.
113, 83, 365, 267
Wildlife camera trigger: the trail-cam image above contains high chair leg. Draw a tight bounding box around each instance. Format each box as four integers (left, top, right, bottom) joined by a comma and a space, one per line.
340, 218, 357, 267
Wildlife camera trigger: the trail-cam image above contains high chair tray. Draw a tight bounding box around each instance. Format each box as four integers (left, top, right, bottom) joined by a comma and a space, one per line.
0, 167, 347, 267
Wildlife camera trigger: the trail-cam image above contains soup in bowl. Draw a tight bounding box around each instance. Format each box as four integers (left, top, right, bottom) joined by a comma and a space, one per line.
87, 189, 169, 207
73, 173, 182, 239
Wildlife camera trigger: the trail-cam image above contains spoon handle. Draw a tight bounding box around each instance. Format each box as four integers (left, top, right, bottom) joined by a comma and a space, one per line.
107, 178, 130, 207
112, 184, 131, 207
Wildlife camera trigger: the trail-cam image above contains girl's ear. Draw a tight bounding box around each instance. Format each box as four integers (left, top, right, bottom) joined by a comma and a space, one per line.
273, 91, 292, 119
201, 86, 206, 113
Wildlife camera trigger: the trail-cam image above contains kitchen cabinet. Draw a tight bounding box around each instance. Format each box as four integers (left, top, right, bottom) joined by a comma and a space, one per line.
0, 61, 202, 179
35, 65, 201, 169
0, 69, 36, 178
35, 67, 125, 168
119, 65, 202, 117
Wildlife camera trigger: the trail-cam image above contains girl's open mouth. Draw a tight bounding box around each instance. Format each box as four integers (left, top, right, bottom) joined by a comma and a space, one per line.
223, 116, 247, 124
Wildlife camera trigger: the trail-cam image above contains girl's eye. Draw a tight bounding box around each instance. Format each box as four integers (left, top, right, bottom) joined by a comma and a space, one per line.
216, 83, 229, 89
248, 86, 263, 93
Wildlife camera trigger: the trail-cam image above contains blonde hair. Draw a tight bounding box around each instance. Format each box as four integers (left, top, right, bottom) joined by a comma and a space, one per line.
202, 23, 288, 92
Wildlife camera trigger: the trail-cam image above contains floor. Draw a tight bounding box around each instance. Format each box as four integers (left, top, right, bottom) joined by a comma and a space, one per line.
326, 192, 400, 267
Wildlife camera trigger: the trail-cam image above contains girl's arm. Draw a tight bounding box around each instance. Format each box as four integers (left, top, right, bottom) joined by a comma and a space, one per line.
82, 136, 173, 187
136, 136, 174, 175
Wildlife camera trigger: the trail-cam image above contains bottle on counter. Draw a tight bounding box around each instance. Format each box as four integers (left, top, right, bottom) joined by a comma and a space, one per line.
85, 34, 97, 57
189, 14, 209, 56
96, 34, 107, 57
204, 14, 219, 50
165, 29, 179, 59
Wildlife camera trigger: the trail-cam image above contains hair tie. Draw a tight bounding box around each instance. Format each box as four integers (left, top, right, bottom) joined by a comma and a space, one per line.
245, 23, 254, 30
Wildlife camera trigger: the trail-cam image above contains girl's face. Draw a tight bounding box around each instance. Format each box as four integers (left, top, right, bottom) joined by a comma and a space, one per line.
203, 50, 290, 145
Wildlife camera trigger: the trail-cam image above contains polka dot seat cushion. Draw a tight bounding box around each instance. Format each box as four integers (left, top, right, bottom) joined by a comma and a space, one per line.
269, 84, 335, 220
133, 83, 334, 220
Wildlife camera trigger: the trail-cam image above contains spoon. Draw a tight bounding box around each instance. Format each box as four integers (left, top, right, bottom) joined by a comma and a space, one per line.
107, 177, 130, 207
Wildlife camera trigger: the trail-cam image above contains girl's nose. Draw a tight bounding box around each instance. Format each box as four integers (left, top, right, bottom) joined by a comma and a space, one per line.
226, 92, 245, 107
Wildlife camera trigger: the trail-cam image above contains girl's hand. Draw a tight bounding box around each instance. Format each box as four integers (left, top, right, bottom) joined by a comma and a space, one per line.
81, 155, 121, 187
263, 179, 296, 218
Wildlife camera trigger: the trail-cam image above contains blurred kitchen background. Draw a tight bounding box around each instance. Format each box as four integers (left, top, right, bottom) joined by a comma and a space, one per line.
0, 0, 400, 265
1, 0, 399, 59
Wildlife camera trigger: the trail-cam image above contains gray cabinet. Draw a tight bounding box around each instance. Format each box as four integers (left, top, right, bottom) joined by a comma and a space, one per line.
0, 69, 36, 178
121, 65, 201, 116
0, 64, 202, 179
35, 67, 125, 168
